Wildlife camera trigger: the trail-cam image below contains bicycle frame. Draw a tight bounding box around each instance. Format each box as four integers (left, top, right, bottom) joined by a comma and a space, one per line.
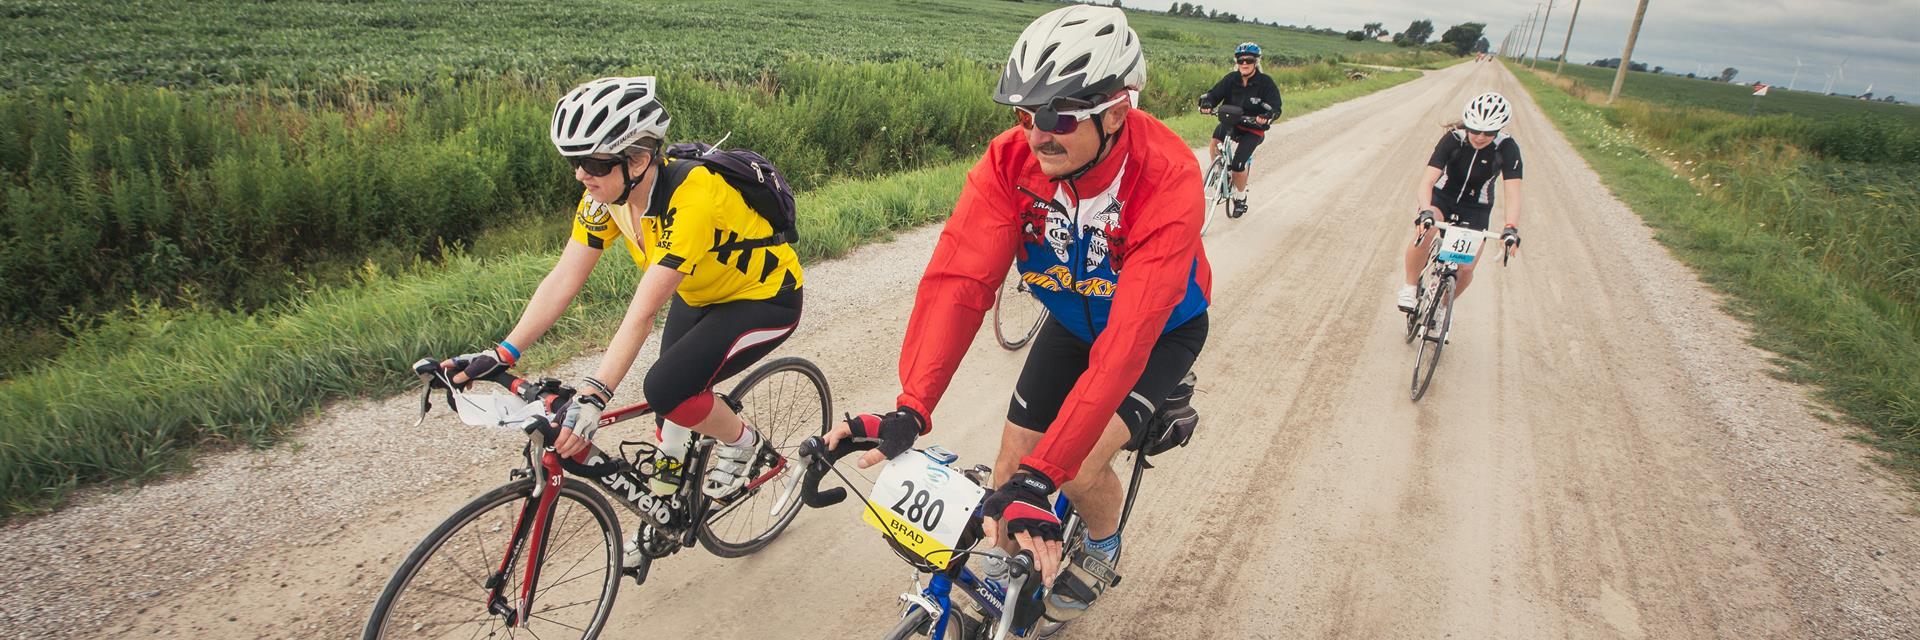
442, 381, 789, 629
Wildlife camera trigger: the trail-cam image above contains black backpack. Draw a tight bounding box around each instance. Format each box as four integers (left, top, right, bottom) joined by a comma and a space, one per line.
659, 142, 798, 247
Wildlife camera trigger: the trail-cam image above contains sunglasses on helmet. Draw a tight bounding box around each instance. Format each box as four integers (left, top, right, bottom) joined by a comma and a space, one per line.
568, 154, 626, 177
1012, 91, 1132, 135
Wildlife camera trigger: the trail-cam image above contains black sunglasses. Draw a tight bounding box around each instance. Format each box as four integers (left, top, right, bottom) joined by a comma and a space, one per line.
1236, 57, 1259, 64
1465, 128, 1500, 137
568, 155, 626, 177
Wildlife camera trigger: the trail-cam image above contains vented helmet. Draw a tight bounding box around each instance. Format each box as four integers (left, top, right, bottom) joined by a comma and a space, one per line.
550, 76, 671, 157
1462, 92, 1512, 131
993, 5, 1146, 110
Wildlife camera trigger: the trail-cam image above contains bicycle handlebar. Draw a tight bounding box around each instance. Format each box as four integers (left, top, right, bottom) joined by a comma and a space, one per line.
1413, 214, 1516, 266
410, 358, 630, 477
796, 435, 848, 508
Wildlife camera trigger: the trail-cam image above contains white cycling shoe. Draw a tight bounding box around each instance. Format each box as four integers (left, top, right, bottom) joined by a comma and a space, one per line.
1396, 284, 1419, 313
704, 425, 768, 499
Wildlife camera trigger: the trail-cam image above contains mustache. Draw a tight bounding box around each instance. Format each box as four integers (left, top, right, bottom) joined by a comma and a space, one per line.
1035, 141, 1068, 155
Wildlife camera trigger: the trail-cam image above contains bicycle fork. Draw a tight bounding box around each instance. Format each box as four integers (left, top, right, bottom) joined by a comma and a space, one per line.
486, 448, 568, 627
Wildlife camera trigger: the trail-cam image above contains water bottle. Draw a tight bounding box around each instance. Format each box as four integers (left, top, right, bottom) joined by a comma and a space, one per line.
649, 421, 693, 495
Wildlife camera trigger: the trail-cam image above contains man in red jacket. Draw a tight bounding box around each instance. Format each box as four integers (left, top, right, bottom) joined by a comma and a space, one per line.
822, 4, 1210, 632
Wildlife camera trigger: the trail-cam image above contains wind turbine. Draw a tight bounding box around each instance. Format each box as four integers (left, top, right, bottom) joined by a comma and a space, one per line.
1788, 57, 1803, 91
1823, 57, 1849, 95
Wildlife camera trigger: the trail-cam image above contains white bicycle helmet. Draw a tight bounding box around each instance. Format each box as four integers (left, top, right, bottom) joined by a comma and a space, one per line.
1462, 92, 1512, 131
994, 5, 1145, 110
550, 76, 671, 157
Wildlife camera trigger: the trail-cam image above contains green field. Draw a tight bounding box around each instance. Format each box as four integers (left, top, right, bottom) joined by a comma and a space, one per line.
1552, 63, 1920, 128
1, 0, 1396, 90
1512, 64, 1920, 489
0, 0, 1436, 517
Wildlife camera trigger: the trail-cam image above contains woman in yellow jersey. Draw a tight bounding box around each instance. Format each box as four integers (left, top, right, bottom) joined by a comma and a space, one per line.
440, 76, 804, 502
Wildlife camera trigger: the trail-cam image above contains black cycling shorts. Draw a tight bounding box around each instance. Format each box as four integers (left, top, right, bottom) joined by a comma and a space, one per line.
1431, 188, 1493, 232
1211, 123, 1265, 172
1006, 313, 1208, 441
646, 288, 801, 426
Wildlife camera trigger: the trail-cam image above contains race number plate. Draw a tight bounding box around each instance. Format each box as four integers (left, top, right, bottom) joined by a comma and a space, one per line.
862, 450, 986, 569
1436, 231, 1484, 265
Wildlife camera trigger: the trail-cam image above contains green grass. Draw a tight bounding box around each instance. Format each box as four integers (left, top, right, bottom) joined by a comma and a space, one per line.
0, 160, 969, 517
0, 0, 1396, 91
0, 64, 1417, 518
1511, 64, 1920, 489
0, 0, 1404, 377
1550, 63, 1920, 129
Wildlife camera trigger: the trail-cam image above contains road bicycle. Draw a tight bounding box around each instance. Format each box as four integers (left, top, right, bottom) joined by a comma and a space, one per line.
1405, 217, 1514, 401
994, 266, 1050, 350
1199, 104, 1262, 236
361, 355, 831, 639
795, 391, 1198, 639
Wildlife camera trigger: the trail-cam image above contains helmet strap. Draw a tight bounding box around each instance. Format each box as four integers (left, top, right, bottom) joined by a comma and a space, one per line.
609, 152, 655, 207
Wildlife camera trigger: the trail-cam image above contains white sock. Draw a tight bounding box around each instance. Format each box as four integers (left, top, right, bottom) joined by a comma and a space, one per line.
724, 423, 758, 448
1233, 189, 1248, 201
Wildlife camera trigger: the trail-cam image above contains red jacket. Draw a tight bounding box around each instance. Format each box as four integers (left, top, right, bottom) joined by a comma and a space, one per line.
895, 108, 1210, 484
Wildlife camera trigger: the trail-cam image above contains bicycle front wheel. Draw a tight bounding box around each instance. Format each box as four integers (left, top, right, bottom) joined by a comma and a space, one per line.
697, 356, 831, 557
364, 478, 621, 640
1410, 278, 1455, 402
994, 268, 1048, 350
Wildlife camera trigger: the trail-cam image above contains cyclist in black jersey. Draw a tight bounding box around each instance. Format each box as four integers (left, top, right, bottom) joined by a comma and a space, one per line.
1397, 92, 1524, 312
1197, 42, 1281, 218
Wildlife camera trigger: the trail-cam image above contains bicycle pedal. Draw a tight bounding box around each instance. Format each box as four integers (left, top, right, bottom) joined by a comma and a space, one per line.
621, 553, 652, 586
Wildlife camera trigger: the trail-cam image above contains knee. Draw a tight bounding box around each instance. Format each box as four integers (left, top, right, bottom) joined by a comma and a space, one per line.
643, 367, 712, 425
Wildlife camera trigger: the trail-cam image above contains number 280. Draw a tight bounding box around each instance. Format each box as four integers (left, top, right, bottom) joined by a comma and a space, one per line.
889, 480, 946, 530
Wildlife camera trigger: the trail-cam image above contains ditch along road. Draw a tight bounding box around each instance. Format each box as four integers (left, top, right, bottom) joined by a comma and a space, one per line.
2, 61, 1916, 640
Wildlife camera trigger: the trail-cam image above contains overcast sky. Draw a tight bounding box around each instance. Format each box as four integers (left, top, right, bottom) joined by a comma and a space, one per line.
1125, 0, 1920, 101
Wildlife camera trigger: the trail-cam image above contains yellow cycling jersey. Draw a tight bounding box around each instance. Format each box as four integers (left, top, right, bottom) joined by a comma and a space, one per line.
569, 160, 803, 306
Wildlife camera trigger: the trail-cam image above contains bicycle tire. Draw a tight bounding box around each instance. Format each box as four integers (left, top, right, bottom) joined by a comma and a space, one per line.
881, 607, 934, 640
1200, 153, 1230, 237
696, 356, 831, 557
364, 478, 621, 640
994, 268, 1047, 350
1410, 278, 1455, 402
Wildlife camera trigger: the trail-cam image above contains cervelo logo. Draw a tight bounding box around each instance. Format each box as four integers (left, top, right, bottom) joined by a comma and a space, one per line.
583, 452, 674, 525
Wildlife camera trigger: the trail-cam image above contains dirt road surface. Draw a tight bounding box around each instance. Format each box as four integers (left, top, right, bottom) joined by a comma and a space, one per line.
4, 62, 1916, 639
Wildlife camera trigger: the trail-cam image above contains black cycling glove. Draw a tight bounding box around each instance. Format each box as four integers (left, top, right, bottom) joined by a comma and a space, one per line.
835, 407, 927, 462
983, 466, 1063, 543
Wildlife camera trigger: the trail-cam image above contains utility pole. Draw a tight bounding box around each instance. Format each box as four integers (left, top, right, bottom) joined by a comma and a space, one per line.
1522, 6, 1540, 61
1554, 0, 1583, 75
1608, 0, 1651, 104
1530, 0, 1555, 69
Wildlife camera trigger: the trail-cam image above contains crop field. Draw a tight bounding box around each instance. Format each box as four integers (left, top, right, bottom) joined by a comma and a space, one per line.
1, 0, 1396, 91
1551, 62, 1920, 128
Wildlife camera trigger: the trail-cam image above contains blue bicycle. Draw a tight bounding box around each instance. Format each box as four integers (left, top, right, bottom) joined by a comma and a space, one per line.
798, 404, 1194, 639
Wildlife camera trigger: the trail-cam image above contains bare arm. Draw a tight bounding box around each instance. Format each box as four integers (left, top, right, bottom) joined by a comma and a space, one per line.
588, 264, 686, 396
1415, 165, 1443, 213
503, 240, 603, 351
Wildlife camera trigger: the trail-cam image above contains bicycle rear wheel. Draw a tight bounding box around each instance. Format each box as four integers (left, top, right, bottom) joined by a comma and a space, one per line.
697, 356, 831, 557
1410, 278, 1456, 402
364, 478, 620, 640
994, 267, 1048, 350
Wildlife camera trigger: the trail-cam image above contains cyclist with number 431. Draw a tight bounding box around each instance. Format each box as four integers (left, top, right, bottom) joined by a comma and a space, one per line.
438, 76, 805, 505
1398, 92, 1525, 312
820, 4, 1210, 634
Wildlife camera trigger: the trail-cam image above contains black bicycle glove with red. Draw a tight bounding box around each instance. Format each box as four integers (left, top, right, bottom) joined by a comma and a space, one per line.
835, 407, 927, 462
983, 466, 1063, 542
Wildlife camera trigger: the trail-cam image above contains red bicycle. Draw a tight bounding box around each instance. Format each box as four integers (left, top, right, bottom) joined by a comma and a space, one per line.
362, 356, 830, 639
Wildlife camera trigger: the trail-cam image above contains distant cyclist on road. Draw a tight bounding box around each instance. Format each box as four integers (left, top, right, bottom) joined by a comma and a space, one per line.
437, 76, 804, 504
1197, 42, 1282, 218
818, 5, 1210, 635
1397, 91, 1524, 311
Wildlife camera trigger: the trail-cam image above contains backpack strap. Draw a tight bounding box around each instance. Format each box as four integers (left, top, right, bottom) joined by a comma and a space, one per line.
650, 158, 793, 249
